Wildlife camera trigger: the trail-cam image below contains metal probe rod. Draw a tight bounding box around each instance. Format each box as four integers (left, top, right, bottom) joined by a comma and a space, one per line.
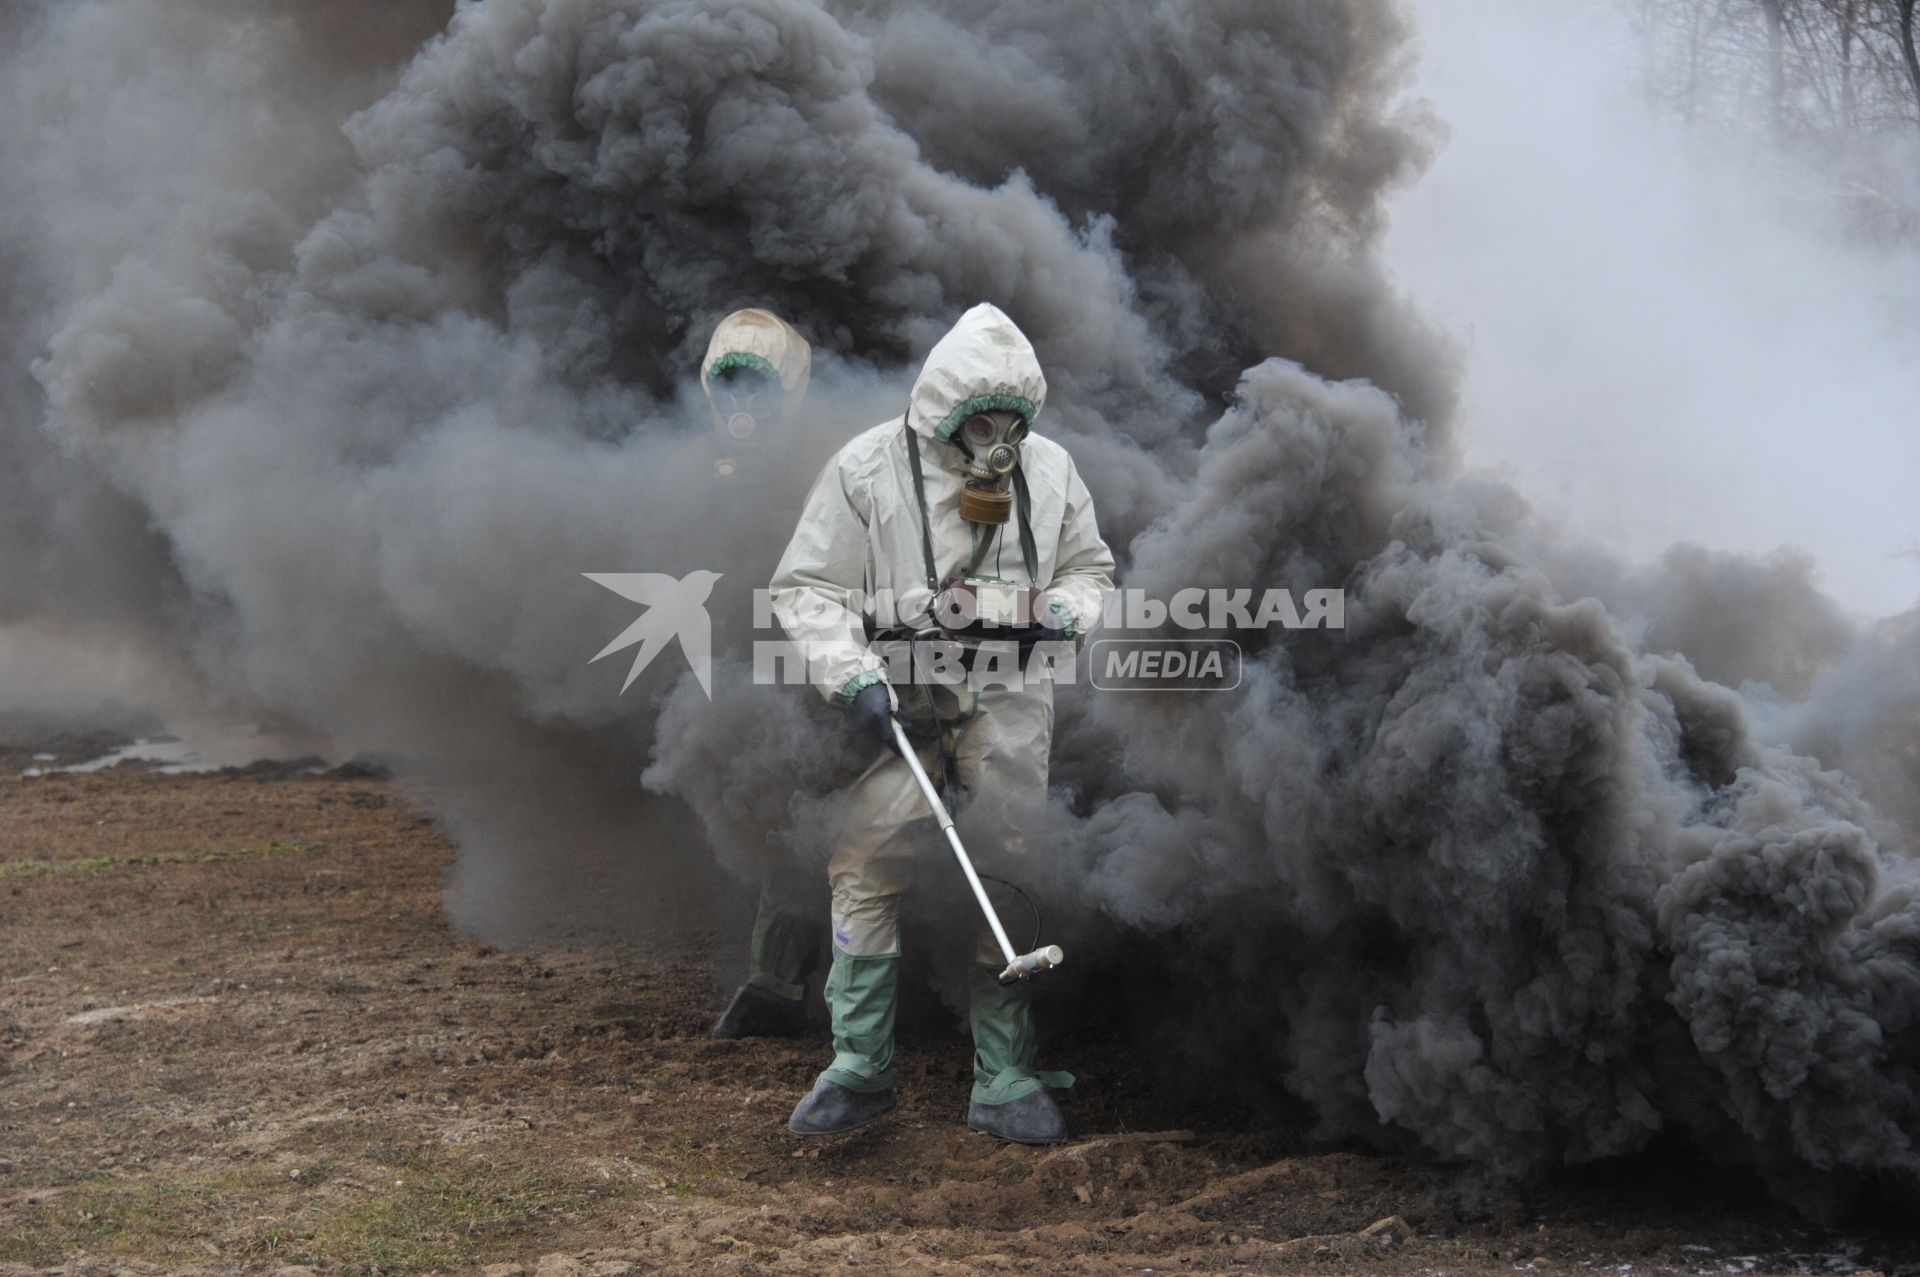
891, 718, 1020, 967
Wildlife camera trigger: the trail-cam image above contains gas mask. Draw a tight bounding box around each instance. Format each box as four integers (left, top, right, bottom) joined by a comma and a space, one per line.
707, 365, 784, 478
953, 409, 1027, 524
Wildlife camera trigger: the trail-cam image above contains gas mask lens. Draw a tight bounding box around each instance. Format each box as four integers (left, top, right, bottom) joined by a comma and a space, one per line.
718, 384, 771, 419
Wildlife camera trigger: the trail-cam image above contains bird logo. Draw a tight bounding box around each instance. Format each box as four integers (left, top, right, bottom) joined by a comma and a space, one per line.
584, 570, 722, 698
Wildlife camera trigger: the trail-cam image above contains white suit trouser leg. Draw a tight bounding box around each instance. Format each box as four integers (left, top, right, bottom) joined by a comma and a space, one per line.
827, 682, 1053, 963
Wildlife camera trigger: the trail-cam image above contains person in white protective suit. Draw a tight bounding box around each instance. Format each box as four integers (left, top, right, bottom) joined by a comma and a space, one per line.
697, 309, 831, 1039
769, 303, 1114, 1143
701, 307, 813, 482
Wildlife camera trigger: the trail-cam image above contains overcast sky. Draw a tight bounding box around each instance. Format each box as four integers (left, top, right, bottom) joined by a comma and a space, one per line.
1386, 0, 1920, 619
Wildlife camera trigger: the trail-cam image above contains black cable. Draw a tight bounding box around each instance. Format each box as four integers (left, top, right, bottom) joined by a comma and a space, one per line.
978, 872, 1044, 954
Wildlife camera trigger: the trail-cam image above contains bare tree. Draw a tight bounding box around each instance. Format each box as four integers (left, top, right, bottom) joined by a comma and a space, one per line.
1898, 0, 1920, 122
1838, 0, 1857, 128
1761, 0, 1789, 136
1627, 0, 1920, 136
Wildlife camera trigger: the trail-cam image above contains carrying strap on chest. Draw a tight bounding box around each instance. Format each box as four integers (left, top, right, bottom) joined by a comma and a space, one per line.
1010, 466, 1040, 585
903, 417, 941, 594
902, 415, 1038, 587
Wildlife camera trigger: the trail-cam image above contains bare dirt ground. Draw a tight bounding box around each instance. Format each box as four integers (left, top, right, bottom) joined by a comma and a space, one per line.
2, 728, 1915, 1276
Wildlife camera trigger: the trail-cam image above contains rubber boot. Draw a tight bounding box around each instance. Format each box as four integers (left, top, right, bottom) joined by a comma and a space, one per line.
785, 951, 899, 1134
965, 964, 1071, 1144
967, 1088, 1068, 1144
713, 880, 820, 1038
711, 984, 807, 1039
788, 1077, 897, 1135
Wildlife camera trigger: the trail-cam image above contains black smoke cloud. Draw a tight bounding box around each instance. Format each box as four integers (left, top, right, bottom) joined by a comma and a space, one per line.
0, 0, 1912, 1193
1042, 360, 1918, 1188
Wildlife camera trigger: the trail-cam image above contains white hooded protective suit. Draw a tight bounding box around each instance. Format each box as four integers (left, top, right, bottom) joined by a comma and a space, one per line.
769, 304, 1113, 1105
771, 303, 1112, 708
702, 307, 812, 399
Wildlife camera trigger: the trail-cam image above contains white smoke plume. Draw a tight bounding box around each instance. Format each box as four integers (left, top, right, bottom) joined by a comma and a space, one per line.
1386, 0, 1920, 620
0, 0, 1913, 1197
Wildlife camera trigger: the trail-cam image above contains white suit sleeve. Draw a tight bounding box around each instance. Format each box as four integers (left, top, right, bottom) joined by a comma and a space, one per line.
769, 458, 887, 703
1042, 461, 1115, 646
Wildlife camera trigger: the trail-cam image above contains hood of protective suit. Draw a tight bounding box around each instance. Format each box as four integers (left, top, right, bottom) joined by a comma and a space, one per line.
906, 304, 1047, 445
771, 304, 1112, 706
702, 308, 812, 398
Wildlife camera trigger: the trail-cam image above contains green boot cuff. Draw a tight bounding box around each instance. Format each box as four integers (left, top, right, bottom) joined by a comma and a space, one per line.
967, 963, 1073, 1105
822, 1053, 896, 1095
972, 1064, 1076, 1106
825, 952, 899, 1095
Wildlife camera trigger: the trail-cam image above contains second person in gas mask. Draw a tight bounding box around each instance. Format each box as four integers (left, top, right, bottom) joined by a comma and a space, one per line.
696, 308, 831, 1040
